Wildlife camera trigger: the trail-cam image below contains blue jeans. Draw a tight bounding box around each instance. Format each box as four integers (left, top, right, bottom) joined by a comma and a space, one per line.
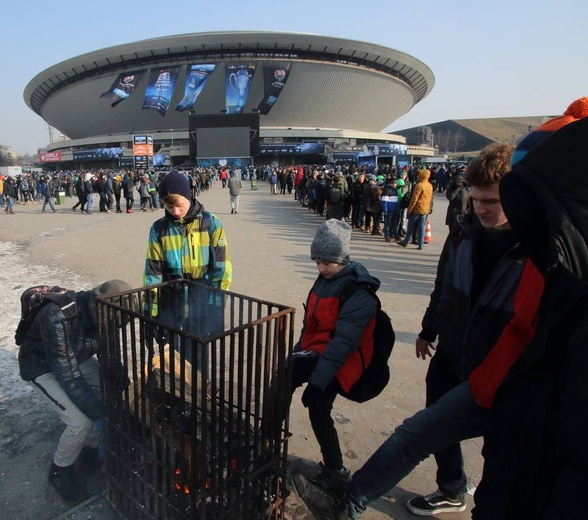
5, 196, 14, 212
86, 193, 94, 213
383, 211, 400, 239
401, 213, 427, 246
346, 382, 493, 517
42, 195, 56, 213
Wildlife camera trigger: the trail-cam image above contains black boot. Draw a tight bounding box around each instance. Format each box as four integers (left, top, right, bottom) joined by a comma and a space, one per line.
48, 462, 91, 504
77, 446, 102, 474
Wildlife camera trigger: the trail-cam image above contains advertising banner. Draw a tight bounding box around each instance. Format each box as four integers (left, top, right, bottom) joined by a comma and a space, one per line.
38, 151, 62, 163
259, 142, 325, 155
257, 62, 292, 115
176, 63, 216, 112
100, 71, 145, 107
133, 135, 154, 157
73, 147, 123, 161
365, 143, 408, 155
225, 62, 256, 114
142, 66, 182, 116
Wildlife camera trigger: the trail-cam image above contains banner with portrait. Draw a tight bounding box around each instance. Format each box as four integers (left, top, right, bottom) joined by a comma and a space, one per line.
257, 62, 292, 115
142, 66, 182, 116
225, 62, 256, 114
100, 71, 145, 107
176, 63, 216, 112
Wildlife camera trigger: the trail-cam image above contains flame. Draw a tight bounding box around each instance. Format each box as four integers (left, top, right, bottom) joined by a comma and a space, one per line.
175, 466, 190, 494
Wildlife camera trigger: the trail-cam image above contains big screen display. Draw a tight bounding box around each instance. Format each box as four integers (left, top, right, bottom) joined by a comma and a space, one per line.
189, 113, 260, 160
73, 147, 123, 161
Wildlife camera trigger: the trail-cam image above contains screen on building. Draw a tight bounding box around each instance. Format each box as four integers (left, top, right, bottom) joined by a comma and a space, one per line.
189, 113, 260, 159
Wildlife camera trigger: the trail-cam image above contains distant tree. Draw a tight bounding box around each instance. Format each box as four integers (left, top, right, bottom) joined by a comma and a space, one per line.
435, 130, 451, 153
449, 130, 467, 152
0, 147, 17, 166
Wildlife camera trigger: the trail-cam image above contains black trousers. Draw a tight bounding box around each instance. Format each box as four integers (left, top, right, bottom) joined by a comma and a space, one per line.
425, 352, 468, 497
287, 353, 343, 470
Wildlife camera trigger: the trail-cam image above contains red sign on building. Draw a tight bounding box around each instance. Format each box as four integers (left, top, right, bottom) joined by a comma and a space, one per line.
38, 151, 62, 163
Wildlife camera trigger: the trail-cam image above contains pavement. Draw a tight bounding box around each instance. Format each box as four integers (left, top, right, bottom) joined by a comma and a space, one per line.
0, 181, 481, 519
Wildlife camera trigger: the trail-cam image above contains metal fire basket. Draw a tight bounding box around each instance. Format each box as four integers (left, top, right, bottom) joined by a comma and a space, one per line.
95, 280, 295, 519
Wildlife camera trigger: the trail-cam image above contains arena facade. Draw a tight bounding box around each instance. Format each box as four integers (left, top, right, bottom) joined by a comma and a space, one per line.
24, 31, 435, 169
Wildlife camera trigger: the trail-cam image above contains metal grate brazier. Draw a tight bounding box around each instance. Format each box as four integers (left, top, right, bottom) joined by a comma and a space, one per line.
95, 280, 295, 519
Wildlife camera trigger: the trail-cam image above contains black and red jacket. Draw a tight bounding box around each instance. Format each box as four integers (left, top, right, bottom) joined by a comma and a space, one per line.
297, 261, 380, 393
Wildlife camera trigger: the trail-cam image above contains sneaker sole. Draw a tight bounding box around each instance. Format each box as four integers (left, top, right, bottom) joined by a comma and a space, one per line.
406, 502, 467, 516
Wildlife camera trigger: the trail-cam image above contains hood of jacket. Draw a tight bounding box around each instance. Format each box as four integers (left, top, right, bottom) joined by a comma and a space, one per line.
500, 117, 588, 282
417, 169, 431, 183
330, 261, 381, 292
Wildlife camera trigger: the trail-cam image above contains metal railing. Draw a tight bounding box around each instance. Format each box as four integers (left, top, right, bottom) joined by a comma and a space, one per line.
96, 280, 295, 519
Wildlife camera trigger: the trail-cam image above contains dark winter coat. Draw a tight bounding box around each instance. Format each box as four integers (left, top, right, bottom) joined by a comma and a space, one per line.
297, 262, 379, 393
420, 212, 526, 380
18, 291, 103, 420
471, 117, 588, 520
445, 176, 468, 227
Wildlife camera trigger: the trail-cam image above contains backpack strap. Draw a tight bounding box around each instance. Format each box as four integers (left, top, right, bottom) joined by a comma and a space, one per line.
199, 210, 216, 272
339, 280, 379, 309
338, 281, 380, 372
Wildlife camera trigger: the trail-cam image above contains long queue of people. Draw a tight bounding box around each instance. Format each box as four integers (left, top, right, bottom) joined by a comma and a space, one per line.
270, 163, 467, 250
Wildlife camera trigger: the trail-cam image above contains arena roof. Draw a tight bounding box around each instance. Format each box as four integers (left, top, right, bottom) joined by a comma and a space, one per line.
24, 31, 434, 140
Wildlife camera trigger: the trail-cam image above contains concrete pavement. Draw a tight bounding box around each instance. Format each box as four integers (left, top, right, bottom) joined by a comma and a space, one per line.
0, 180, 480, 519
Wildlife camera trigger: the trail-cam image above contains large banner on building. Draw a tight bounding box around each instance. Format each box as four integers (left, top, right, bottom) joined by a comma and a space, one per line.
100, 71, 145, 107
38, 151, 62, 163
257, 62, 292, 115
176, 63, 216, 112
142, 66, 181, 116
225, 62, 256, 114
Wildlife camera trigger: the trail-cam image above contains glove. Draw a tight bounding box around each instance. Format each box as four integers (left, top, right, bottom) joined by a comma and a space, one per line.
301, 383, 323, 408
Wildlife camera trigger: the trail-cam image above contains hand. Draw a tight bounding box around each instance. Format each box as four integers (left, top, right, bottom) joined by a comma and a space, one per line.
301, 383, 323, 408
416, 336, 436, 360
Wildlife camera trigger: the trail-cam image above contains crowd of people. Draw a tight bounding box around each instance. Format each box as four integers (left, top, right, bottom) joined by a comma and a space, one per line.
11, 95, 588, 519
266, 161, 468, 250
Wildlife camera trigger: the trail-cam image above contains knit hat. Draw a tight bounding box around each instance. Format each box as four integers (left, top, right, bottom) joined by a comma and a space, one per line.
158, 171, 192, 200
511, 97, 588, 165
92, 279, 132, 298
310, 219, 351, 265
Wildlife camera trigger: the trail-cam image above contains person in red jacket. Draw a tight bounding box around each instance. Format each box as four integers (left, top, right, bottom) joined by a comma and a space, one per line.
284, 219, 380, 488
297, 98, 588, 520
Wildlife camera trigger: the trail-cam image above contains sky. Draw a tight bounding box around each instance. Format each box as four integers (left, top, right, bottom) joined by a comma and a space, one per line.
2, 0, 587, 156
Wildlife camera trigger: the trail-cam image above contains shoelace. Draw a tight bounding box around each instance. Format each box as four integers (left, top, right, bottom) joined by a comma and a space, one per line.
423, 489, 445, 502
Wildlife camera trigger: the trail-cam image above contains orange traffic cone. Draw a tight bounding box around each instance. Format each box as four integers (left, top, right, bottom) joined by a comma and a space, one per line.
424, 220, 433, 243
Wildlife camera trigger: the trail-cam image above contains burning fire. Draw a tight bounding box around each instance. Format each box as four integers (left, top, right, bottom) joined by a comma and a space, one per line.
175, 467, 190, 494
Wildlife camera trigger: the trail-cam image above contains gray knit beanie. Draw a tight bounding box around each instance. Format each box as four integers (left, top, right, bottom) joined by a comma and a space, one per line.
310, 219, 351, 265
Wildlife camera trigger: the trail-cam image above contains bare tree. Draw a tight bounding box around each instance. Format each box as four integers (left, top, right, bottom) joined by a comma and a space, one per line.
449, 130, 466, 152
435, 130, 450, 153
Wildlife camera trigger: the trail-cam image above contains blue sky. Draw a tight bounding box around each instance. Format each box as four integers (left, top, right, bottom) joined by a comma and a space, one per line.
2, 0, 587, 155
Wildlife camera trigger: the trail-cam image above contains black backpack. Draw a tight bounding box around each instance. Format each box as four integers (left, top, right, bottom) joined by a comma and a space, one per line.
399, 187, 413, 210
337, 281, 395, 403
15, 286, 77, 345
329, 185, 343, 204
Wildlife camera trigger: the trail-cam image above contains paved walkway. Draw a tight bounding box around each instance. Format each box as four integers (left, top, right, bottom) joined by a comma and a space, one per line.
0, 181, 480, 519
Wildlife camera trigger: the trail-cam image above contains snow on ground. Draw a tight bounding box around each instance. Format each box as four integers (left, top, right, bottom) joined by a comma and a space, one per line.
0, 241, 89, 405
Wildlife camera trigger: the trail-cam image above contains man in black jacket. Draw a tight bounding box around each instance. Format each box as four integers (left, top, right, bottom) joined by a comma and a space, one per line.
18, 279, 131, 504
408, 143, 518, 516
295, 98, 588, 520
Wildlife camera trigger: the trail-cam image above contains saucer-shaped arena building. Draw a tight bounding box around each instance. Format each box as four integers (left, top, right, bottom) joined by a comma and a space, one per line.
24, 31, 434, 167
